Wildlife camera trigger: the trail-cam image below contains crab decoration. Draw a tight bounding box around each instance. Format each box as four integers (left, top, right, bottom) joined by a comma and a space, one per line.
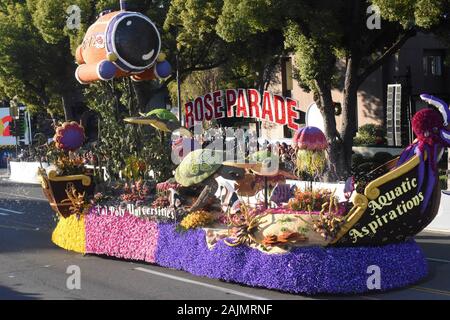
261, 232, 308, 247
53, 122, 85, 152
397, 94, 450, 212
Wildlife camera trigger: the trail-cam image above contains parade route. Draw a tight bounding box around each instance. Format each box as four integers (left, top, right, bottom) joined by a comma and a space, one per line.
0, 174, 449, 300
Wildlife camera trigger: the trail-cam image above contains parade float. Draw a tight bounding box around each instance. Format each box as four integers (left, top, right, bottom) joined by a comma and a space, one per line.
37, 1, 448, 295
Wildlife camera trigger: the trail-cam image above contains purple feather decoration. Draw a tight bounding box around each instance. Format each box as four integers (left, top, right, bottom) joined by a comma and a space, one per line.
416, 146, 425, 193
421, 151, 437, 213
397, 144, 416, 167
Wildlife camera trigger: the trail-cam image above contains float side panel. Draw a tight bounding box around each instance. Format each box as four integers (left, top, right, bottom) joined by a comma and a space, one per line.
154, 223, 428, 294
51, 215, 86, 254
85, 211, 159, 263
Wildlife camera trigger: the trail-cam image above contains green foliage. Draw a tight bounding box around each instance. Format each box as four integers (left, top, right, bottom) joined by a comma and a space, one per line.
165, 0, 284, 96
352, 152, 395, 178
354, 124, 386, 146
372, 152, 394, 164
372, 0, 447, 28
284, 23, 337, 91
439, 173, 448, 190
123, 156, 147, 181
84, 80, 174, 183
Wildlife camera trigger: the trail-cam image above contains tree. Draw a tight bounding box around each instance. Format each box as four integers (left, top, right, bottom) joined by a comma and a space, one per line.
0, 1, 159, 119
216, 0, 450, 180
163, 0, 285, 103
0, 0, 88, 121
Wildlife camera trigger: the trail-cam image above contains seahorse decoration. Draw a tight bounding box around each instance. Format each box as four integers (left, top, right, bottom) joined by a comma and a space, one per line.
397, 94, 450, 212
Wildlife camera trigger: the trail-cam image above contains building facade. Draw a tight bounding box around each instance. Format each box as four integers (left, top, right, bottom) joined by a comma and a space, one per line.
263, 32, 449, 147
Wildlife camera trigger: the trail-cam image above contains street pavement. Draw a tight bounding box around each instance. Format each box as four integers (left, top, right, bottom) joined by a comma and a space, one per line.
0, 169, 449, 300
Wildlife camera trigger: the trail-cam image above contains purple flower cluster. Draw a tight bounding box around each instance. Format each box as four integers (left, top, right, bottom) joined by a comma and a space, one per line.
85, 210, 158, 263
155, 223, 428, 295
81, 209, 428, 295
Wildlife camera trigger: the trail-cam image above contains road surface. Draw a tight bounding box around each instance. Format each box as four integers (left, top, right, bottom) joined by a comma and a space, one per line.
0, 171, 449, 300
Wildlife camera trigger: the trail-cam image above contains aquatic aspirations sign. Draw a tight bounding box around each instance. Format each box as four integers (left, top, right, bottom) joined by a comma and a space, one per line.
184, 89, 300, 130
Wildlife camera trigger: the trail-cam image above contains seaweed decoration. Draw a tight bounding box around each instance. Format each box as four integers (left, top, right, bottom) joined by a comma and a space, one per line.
311, 191, 345, 241
224, 203, 268, 247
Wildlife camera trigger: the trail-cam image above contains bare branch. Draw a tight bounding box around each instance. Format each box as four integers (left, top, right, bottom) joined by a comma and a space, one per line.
357, 28, 416, 86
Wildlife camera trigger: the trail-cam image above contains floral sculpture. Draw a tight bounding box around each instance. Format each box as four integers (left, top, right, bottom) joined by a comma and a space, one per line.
53, 122, 85, 152
293, 126, 328, 177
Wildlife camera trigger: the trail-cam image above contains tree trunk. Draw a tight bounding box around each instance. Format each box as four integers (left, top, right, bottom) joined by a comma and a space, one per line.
315, 80, 347, 181
61, 78, 87, 122
340, 55, 360, 175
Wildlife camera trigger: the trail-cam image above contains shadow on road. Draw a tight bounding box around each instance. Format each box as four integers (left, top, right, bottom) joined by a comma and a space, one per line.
0, 285, 41, 300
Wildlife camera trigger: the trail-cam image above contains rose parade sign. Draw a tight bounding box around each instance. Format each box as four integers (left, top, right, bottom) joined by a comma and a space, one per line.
184, 89, 300, 130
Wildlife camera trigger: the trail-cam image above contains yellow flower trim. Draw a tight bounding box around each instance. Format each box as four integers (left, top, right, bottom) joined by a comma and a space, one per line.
180, 211, 215, 230
52, 214, 86, 253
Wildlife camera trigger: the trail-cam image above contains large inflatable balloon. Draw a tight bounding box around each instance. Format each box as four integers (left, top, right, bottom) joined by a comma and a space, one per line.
75, 1, 172, 84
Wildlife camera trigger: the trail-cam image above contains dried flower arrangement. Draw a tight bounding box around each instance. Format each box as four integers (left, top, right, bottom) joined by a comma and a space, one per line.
180, 210, 215, 230
120, 180, 151, 203
224, 203, 268, 247
287, 188, 336, 212
312, 193, 346, 241
151, 195, 170, 208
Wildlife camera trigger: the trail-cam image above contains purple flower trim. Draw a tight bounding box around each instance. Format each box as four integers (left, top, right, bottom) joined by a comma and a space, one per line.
155, 223, 428, 295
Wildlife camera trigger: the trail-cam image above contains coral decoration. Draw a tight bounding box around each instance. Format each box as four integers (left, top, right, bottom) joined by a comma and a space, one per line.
53, 122, 85, 151
293, 126, 328, 151
262, 232, 308, 247
120, 180, 151, 203
61, 183, 91, 217
151, 195, 170, 208
224, 204, 268, 247
156, 180, 181, 192
287, 188, 336, 212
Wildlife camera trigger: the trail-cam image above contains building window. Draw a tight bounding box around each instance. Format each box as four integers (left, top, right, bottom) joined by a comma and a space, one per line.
423, 50, 444, 76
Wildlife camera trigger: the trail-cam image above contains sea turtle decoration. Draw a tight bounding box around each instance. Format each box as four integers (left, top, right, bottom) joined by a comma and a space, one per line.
175, 149, 245, 212
124, 108, 192, 137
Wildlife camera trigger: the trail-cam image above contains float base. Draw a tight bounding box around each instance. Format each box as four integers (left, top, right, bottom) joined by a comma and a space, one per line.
52, 213, 428, 295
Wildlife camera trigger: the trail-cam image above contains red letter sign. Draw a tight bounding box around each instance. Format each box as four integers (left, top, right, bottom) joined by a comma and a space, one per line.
236, 89, 249, 118
248, 89, 261, 118
261, 91, 274, 122
225, 89, 237, 117
273, 95, 286, 125
286, 97, 299, 130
